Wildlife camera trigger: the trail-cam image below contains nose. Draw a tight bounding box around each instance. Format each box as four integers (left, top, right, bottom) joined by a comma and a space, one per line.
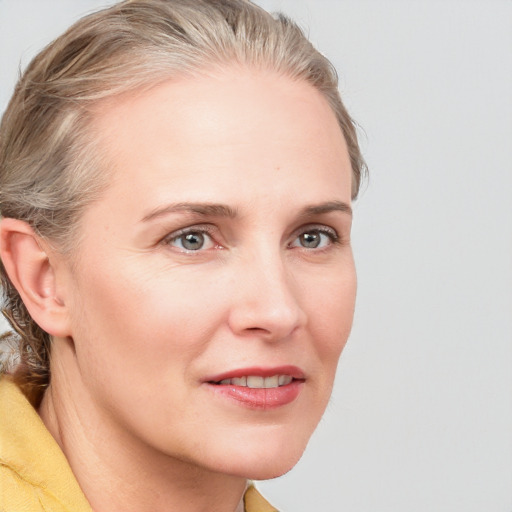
227, 251, 306, 342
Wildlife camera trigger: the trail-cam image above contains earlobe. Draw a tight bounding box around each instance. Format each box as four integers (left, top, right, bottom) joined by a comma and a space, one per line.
0, 218, 71, 338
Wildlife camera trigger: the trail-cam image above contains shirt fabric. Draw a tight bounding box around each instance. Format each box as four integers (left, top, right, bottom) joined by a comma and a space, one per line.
0, 377, 277, 512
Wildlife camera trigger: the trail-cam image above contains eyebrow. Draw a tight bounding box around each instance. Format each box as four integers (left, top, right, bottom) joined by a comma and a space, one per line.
141, 202, 238, 222
300, 200, 352, 217
141, 200, 351, 223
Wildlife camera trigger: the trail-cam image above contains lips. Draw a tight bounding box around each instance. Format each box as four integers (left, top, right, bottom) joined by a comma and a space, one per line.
205, 366, 305, 409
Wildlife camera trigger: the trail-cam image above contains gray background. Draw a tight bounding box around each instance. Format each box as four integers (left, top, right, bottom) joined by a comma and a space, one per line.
1, 1, 511, 510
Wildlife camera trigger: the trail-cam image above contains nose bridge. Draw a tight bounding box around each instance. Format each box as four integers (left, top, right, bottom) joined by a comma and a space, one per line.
228, 243, 305, 340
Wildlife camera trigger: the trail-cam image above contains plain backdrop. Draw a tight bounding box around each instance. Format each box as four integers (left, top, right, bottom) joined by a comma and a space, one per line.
1, 1, 511, 510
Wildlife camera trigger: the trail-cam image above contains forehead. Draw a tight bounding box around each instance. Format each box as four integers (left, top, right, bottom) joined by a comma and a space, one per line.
87, 68, 351, 209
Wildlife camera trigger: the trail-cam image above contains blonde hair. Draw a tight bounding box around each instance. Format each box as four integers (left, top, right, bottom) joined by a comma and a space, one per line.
0, 0, 366, 400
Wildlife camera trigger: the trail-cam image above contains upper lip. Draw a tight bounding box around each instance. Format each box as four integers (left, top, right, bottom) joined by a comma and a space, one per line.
205, 365, 305, 383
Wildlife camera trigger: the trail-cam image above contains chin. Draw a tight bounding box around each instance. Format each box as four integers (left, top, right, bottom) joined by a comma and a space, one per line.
243, 460, 299, 481
222, 457, 302, 481
212, 434, 309, 481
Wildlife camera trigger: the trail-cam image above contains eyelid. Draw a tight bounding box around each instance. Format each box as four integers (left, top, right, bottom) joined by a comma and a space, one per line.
292, 223, 339, 242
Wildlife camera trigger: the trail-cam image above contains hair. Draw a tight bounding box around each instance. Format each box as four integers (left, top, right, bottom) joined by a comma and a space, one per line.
0, 0, 366, 402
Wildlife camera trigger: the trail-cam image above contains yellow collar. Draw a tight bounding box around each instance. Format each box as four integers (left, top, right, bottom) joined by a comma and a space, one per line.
0, 377, 92, 511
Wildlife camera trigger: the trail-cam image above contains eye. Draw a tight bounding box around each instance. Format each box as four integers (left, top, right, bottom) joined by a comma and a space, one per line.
290, 227, 338, 249
166, 228, 216, 251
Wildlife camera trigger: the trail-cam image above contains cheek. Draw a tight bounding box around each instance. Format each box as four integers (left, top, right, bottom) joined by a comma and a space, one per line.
67, 260, 224, 371
65, 266, 224, 431
307, 264, 357, 360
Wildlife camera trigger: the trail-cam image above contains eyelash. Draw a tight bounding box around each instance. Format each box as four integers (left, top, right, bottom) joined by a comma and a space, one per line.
162, 224, 340, 252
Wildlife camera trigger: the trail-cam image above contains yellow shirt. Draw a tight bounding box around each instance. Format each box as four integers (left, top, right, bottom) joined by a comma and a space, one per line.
0, 378, 277, 512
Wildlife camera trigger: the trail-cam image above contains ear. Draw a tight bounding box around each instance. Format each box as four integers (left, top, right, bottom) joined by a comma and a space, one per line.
0, 218, 71, 338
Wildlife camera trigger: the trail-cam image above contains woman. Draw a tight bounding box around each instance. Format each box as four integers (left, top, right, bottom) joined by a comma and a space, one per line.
0, 0, 365, 510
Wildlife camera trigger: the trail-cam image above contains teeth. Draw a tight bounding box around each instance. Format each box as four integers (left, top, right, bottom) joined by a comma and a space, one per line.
217, 375, 293, 388
265, 375, 279, 388
278, 375, 293, 386
232, 376, 247, 386
247, 376, 264, 388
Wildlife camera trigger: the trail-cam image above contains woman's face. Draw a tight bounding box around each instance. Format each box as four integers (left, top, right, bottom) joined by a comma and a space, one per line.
57, 67, 356, 479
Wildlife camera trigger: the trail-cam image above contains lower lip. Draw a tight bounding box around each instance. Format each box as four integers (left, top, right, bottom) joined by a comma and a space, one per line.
206, 380, 304, 410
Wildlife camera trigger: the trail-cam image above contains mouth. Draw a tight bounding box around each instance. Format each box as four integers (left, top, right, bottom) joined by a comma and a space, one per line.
213, 375, 294, 388
205, 366, 305, 409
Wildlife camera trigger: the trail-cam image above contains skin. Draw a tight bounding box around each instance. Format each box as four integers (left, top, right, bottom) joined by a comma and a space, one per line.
29, 67, 356, 512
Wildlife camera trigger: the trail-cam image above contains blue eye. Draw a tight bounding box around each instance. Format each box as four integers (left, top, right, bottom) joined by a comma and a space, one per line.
291, 228, 338, 249
168, 230, 215, 251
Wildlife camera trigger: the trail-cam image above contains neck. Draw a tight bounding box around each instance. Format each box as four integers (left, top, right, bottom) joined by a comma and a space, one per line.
38, 343, 248, 512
